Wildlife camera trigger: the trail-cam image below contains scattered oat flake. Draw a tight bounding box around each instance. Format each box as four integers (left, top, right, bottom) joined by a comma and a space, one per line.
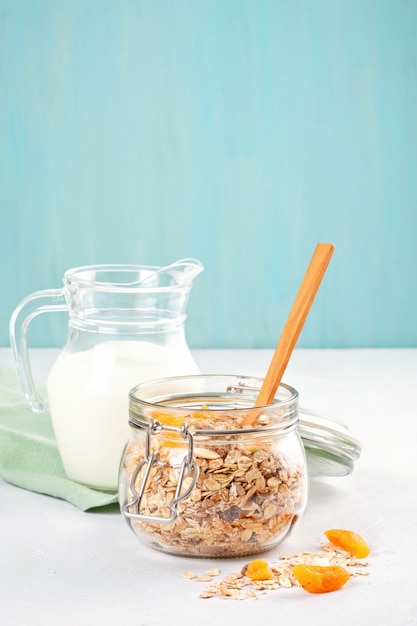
184, 541, 370, 600
353, 569, 369, 576
206, 568, 221, 577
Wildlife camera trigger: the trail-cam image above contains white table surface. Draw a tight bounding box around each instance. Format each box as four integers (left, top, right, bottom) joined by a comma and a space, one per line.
1, 347, 416, 626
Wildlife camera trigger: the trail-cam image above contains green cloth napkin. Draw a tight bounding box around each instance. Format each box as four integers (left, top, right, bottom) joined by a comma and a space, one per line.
0, 366, 119, 511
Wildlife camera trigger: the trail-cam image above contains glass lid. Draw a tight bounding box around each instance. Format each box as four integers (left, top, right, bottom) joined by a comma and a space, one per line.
298, 408, 362, 477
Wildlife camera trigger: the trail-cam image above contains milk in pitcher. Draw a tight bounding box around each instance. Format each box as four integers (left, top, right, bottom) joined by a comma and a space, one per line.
10, 261, 204, 492
47, 340, 200, 490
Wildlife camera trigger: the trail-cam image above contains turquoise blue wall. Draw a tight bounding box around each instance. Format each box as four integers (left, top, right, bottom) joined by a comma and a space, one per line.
1, 0, 416, 348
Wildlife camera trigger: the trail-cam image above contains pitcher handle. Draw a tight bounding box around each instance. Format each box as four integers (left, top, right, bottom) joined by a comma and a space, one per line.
9, 289, 68, 413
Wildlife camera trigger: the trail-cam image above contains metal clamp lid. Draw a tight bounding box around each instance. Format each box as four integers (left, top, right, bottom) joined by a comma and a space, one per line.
299, 408, 362, 477
124, 419, 199, 525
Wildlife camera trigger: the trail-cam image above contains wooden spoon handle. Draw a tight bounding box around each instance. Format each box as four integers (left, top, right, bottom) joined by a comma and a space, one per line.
242, 242, 335, 427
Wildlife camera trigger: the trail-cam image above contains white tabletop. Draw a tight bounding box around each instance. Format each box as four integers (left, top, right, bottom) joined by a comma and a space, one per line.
1, 348, 416, 626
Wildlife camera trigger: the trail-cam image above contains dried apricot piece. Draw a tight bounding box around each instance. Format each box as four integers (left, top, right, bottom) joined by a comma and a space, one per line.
242, 559, 274, 581
324, 529, 370, 558
193, 405, 215, 419
292, 564, 350, 594
149, 412, 185, 448
151, 411, 184, 428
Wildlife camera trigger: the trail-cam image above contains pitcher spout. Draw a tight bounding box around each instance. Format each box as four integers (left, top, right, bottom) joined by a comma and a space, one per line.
133, 258, 204, 288
171, 258, 204, 285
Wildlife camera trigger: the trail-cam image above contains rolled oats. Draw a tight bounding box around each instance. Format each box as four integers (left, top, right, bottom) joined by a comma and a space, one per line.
125, 443, 304, 556
122, 407, 307, 558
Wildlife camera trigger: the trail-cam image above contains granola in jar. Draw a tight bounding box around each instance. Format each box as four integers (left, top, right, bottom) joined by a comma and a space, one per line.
120, 375, 308, 558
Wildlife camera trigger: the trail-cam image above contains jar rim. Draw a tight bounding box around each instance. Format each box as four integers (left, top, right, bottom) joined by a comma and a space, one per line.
129, 374, 299, 435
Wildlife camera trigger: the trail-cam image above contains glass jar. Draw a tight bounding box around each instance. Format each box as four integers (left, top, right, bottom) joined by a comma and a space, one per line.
119, 375, 308, 558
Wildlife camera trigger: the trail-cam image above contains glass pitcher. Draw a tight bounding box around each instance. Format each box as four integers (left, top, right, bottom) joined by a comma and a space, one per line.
9, 259, 203, 491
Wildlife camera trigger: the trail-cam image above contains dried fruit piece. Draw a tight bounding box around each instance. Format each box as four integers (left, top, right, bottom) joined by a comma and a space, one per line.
324, 529, 370, 558
150, 412, 184, 447
292, 564, 350, 594
242, 559, 274, 581
193, 404, 212, 419
151, 411, 184, 428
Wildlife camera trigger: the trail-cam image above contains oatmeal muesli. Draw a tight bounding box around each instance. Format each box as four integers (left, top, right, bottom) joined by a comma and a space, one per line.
122, 410, 307, 557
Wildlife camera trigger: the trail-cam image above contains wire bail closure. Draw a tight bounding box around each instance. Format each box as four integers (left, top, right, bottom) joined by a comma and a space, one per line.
124, 419, 199, 525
